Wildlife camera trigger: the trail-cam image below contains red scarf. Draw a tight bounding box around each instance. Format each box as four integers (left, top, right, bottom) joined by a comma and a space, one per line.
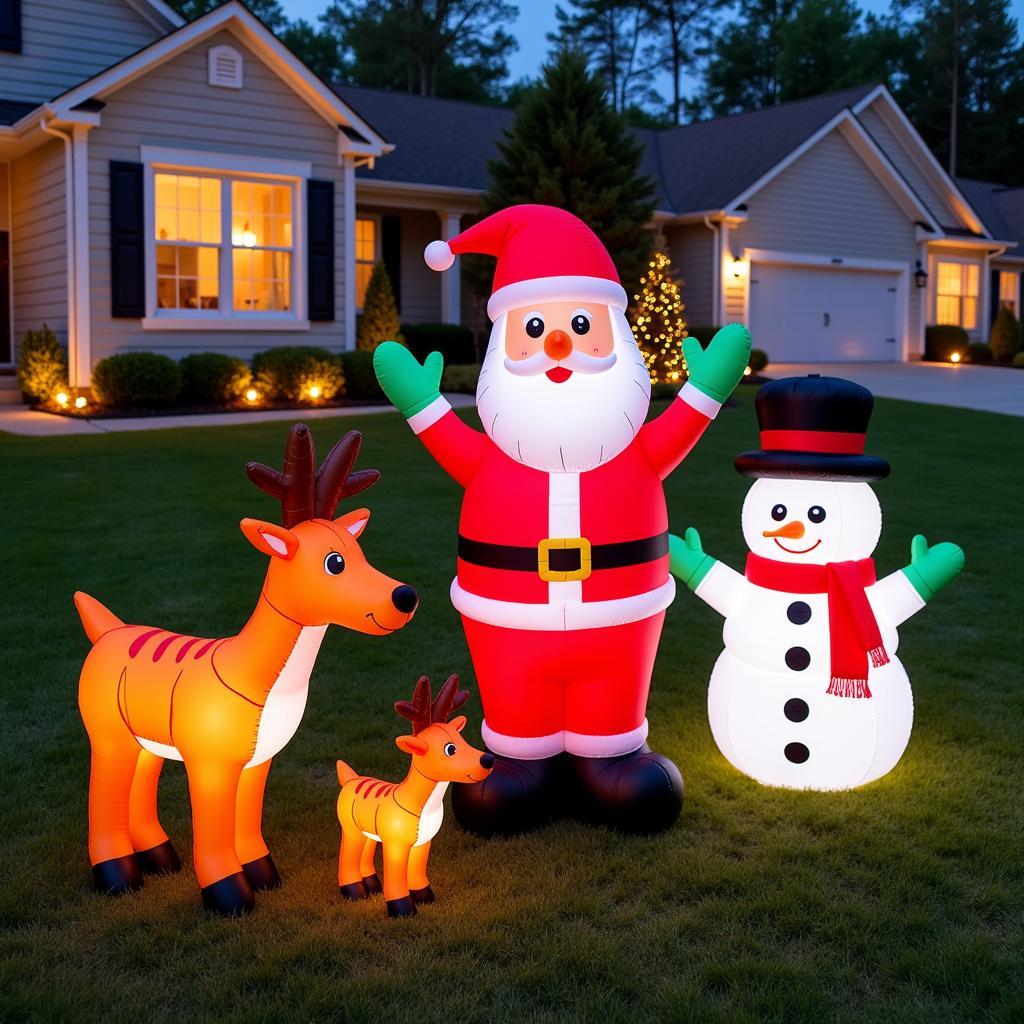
745, 553, 889, 699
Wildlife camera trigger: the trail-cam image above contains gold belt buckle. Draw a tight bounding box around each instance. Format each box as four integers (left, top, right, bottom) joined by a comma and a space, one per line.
538, 537, 592, 582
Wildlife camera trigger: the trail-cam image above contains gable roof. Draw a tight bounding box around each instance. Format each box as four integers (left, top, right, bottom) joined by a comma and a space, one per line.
956, 179, 1024, 250
0, 98, 41, 126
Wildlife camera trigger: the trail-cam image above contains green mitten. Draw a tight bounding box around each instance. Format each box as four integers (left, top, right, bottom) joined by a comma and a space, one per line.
669, 528, 716, 591
682, 323, 752, 404
373, 342, 444, 418
902, 534, 965, 601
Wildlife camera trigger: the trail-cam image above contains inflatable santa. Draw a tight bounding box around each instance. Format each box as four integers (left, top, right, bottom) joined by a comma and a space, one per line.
374, 204, 751, 835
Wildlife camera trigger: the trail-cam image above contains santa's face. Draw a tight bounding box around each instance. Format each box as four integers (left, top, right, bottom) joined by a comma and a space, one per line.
741, 478, 881, 565
477, 301, 651, 472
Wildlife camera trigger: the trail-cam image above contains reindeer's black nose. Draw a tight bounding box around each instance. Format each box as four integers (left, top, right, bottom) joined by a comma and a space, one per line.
391, 585, 419, 614
480, 753, 494, 769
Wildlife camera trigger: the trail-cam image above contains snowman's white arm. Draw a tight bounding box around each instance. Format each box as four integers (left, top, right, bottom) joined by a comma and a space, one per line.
868, 571, 926, 628
693, 559, 746, 619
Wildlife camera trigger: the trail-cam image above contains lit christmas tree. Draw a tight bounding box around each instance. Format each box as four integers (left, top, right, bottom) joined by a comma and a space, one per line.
630, 244, 687, 383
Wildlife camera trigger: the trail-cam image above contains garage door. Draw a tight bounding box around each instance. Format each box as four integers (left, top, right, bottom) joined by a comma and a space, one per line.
748, 263, 901, 361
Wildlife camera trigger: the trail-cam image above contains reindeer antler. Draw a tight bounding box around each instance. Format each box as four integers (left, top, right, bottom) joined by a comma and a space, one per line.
395, 675, 469, 735
245, 424, 379, 528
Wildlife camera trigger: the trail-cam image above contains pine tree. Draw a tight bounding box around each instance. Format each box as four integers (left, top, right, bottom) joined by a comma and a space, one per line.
483, 47, 657, 295
357, 262, 403, 351
630, 244, 687, 383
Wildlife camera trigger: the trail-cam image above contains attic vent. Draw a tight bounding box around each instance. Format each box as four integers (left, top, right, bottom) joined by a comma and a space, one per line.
208, 45, 243, 89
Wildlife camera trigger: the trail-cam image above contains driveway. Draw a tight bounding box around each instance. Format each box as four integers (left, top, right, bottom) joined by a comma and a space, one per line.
768, 361, 1024, 417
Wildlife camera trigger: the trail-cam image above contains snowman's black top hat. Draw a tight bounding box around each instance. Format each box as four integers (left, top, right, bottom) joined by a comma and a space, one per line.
735, 375, 890, 481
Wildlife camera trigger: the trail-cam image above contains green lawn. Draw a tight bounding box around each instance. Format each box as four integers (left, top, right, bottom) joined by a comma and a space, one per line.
1, 389, 1021, 1023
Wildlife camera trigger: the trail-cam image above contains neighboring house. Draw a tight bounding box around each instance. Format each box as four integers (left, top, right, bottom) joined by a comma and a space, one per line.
0, 0, 1021, 398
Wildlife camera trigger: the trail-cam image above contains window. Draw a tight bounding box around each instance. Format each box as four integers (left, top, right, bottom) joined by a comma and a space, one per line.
355, 217, 378, 308
998, 271, 1019, 316
152, 171, 294, 318
935, 260, 979, 329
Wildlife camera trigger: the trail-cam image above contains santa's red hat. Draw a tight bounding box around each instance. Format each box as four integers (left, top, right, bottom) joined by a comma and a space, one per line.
424, 204, 627, 319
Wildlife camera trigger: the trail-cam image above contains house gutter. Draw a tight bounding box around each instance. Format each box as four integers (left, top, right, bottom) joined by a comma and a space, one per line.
704, 216, 720, 327
39, 118, 78, 387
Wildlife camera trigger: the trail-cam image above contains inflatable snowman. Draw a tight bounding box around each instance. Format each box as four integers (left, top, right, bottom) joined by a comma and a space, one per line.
670, 375, 964, 790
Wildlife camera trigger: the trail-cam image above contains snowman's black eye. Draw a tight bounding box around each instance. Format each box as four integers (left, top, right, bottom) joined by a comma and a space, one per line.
808, 506, 826, 523
771, 504, 787, 521
525, 316, 544, 338
571, 313, 591, 336
324, 552, 345, 575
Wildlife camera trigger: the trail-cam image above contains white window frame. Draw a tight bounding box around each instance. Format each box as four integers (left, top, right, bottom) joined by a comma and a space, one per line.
354, 212, 381, 313
931, 255, 981, 331
139, 147, 310, 331
998, 270, 1020, 317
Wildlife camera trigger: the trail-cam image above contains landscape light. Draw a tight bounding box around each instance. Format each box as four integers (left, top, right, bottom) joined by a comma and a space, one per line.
950, 352, 961, 364
74, 396, 87, 409
55, 391, 69, 407
743, 366, 752, 376
245, 388, 259, 403
307, 384, 322, 400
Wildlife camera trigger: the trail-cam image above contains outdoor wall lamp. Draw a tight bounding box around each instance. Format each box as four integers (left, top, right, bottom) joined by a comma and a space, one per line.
914, 260, 928, 288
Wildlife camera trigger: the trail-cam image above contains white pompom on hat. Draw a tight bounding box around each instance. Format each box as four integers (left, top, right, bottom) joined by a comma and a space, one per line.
423, 239, 455, 272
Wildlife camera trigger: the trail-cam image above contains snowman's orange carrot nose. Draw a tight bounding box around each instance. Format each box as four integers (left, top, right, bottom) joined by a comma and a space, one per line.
763, 520, 805, 539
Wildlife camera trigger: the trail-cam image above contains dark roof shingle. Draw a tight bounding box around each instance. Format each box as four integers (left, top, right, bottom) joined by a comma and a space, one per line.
0, 98, 41, 126
956, 178, 1024, 247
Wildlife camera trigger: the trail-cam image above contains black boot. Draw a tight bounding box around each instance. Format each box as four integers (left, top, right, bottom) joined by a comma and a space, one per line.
452, 753, 562, 837
563, 745, 683, 833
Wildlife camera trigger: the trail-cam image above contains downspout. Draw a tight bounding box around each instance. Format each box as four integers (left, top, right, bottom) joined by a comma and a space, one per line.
704, 216, 719, 328
40, 119, 76, 386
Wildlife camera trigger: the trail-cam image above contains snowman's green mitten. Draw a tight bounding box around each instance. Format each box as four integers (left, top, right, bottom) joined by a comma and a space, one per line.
902, 534, 965, 601
373, 342, 444, 418
681, 324, 752, 404
669, 528, 716, 591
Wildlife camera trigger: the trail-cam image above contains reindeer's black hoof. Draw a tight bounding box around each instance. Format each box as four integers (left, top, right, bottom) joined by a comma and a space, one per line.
242, 854, 281, 891
410, 885, 435, 904
136, 840, 181, 875
386, 896, 417, 918
339, 880, 369, 901
92, 854, 144, 895
361, 873, 382, 895
201, 872, 255, 916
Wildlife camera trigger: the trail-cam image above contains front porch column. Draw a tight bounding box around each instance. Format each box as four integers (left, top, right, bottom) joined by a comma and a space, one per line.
438, 210, 462, 324
71, 125, 92, 387
342, 156, 357, 351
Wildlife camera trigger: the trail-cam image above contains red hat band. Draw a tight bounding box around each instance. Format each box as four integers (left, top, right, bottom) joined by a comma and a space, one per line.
759, 429, 867, 455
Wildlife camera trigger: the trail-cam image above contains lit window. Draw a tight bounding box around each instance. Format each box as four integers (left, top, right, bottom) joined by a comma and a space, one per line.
935, 260, 979, 329
355, 217, 377, 308
153, 171, 294, 316
999, 271, 1019, 316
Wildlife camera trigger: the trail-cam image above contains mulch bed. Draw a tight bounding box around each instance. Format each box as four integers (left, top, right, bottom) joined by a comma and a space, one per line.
34, 397, 389, 419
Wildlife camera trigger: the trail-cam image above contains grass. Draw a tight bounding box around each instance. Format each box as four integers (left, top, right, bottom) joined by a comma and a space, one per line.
0, 388, 1021, 1023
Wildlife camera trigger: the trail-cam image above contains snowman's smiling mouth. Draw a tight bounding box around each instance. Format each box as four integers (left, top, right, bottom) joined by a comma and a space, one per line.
773, 537, 822, 554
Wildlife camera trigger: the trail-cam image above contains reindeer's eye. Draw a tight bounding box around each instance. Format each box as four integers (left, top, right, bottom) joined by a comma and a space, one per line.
443, 742, 457, 757
324, 552, 345, 575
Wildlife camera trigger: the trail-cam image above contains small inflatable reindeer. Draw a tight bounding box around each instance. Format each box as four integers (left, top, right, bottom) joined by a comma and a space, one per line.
75, 425, 418, 915
336, 675, 493, 917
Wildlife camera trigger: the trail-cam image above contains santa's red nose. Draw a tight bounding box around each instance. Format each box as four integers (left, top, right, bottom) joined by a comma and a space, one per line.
544, 330, 572, 361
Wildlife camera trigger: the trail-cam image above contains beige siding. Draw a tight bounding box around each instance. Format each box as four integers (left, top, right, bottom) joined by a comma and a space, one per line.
0, 0, 161, 104
395, 208, 443, 324
665, 224, 714, 326
731, 129, 923, 354
856, 102, 962, 228
11, 141, 67, 352
87, 30, 349, 365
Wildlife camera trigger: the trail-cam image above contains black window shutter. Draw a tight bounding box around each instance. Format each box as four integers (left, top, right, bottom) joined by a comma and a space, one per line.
382, 214, 401, 313
990, 269, 1000, 325
307, 179, 335, 321
0, 0, 21, 53
109, 161, 145, 318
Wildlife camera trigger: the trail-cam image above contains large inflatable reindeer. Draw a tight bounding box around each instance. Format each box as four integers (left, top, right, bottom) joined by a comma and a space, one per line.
75, 425, 418, 915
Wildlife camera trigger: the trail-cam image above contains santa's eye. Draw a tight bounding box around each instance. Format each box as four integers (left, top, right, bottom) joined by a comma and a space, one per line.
771, 504, 787, 521
525, 315, 544, 338
808, 506, 826, 523
570, 313, 591, 335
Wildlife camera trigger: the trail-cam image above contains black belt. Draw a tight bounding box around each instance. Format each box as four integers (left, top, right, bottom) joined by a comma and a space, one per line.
458, 532, 668, 582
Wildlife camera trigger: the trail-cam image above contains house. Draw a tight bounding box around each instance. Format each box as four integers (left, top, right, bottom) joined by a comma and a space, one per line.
0, 0, 1021, 400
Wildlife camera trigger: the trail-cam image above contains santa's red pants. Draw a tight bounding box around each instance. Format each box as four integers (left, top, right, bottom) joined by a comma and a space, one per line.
461, 612, 666, 759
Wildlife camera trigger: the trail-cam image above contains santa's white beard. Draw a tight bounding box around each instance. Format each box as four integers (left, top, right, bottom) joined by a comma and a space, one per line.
476, 310, 652, 473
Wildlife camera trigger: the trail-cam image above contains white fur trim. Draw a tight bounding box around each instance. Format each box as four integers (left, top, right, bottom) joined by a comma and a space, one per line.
564, 720, 648, 758
679, 381, 722, 420
481, 721, 565, 759
407, 395, 451, 434
451, 577, 675, 631
424, 239, 455, 272
487, 275, 628, 319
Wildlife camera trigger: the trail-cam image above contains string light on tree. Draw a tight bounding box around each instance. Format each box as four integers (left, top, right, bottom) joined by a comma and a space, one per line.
630, 246, 687, 384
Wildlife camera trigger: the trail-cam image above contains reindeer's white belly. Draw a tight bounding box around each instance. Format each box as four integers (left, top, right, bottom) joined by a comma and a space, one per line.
135, 625, 327, 768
